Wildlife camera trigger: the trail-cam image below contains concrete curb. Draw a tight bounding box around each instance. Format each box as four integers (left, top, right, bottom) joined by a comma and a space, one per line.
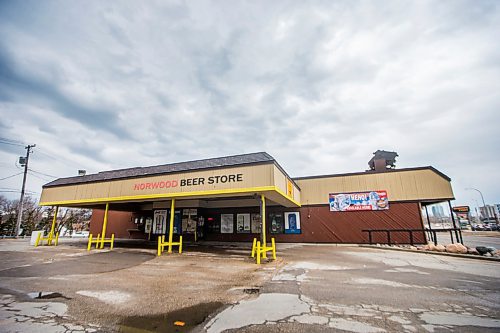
360, 245, 500, 262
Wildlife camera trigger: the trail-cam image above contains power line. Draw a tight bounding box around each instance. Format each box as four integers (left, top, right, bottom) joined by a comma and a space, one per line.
0, 190, 38, 194
27, 171, 54, 182
0, 137, 26, 147
0, 172, 24, 181
0, 137, 25, 145
28, 168, 57, 178
34, 148, 83, 170
0, 140, 25, 147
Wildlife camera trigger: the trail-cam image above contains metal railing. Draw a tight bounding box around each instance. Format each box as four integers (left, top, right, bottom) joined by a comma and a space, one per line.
362, 228, 463, 246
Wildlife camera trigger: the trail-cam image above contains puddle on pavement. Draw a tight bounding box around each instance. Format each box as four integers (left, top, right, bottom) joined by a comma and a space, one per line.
27, 292, 71, 300
119, 302, 223, 333
243, 288, 260, 294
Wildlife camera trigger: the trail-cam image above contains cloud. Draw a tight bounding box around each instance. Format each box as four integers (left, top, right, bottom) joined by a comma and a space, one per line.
0, 0, 499, 206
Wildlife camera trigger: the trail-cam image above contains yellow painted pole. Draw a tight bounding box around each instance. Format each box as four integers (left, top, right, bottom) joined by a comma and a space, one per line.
261, 195, 267, 259
256, 241, 261, 265
110, 234, 114, 250
168, 199, 175, 253
157, 236, 161, 256
179, 235, 183, 254
101, 203, 109, 249
251, 238, 256, 257
87, 234, 93, 251
35, 232, 42, 247
95, 233, 100, 249
271, 237, 276, 260
48, 206, 59, 246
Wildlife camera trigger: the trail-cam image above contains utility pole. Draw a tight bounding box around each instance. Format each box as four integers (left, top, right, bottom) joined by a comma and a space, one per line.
14, 144, 36, 238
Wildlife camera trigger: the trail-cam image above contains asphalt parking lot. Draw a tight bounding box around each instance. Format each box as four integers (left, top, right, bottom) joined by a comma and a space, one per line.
0, 239, 499, 333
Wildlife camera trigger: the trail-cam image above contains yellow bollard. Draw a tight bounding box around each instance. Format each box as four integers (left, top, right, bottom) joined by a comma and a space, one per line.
87, 234, 93, 251
35, 232, 42, 247
168, 200, 175, 253
157, 236, 162, 256
95, 234, 101, 249
256, 241, 261, 265
55, 232, 60, 246
251, 238, 257, 258
179, 236, 183, 254
110, 234, 114, 250
271, 238, 276, 260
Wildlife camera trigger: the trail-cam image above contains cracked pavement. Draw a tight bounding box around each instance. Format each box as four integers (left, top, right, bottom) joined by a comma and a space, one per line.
0, 239, 499, 332
202, 244, 500, 333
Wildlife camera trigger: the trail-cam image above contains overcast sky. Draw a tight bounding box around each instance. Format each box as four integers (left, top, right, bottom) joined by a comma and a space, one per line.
0, 0, 499, 210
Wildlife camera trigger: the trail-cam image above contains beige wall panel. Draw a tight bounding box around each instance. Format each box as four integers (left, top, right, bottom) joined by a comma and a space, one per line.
293, 184, 301, 203
296, 169, 454, 204
273, 165, 301, 204
39, 164, 275, 205
273, 166, 287, 194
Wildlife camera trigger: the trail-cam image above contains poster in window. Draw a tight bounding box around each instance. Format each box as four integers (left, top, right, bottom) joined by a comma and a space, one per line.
284, 212, 301, 234
251, 213, 262, 233
183, 209, 197, 233
236, 213, 251, 233
221, 214, 234, 234
153, 210, 167, 234
269, 213, 283, 234
144, 217, 152, 234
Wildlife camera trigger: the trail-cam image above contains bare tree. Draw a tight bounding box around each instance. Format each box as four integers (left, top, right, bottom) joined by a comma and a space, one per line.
0, 195, 91, 236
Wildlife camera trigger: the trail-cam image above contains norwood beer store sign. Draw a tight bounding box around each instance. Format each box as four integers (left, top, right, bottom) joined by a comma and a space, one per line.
133, 174, 244, 191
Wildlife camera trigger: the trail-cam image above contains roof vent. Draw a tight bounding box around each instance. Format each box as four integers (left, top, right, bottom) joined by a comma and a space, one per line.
368, 150, 398, 172
78, 170, 86, 176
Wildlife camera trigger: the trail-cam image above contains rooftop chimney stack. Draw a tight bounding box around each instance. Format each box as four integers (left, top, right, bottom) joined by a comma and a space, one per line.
368, 150, 398, 172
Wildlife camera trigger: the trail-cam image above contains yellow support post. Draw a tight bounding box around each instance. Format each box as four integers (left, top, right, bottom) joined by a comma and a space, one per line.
261, 195, 267, 259
48, 206, 59, 246
110, 234, 114, 250
168, 199, 175, 254
35, 232, 42, 247
100, 203, 109, 249
87, 234, 93, 251
157, 236, 162, 256
95, 233, 100, 249
256, 241, 261, 265
271, 237, 276, 260
55, 232, 60, 246
251, 238, 257, 257
179, 235, 183, 254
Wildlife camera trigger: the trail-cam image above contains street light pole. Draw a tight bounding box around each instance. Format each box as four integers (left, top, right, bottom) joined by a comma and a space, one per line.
465, 188, 487, 220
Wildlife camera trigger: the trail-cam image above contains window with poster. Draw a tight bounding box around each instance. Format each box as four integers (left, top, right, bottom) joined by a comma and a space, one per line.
251, 213, 261, 233
284, 212, 301, 234
153, 210, 167, 234
236, 213, 251, 233
221, 214, 234, 234
182, 209, 198, 234
269, 212, 284, 234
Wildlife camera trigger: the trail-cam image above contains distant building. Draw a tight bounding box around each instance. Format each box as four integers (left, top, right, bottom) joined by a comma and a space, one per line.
431, 205, 445, 218
480, 205, 497, 220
